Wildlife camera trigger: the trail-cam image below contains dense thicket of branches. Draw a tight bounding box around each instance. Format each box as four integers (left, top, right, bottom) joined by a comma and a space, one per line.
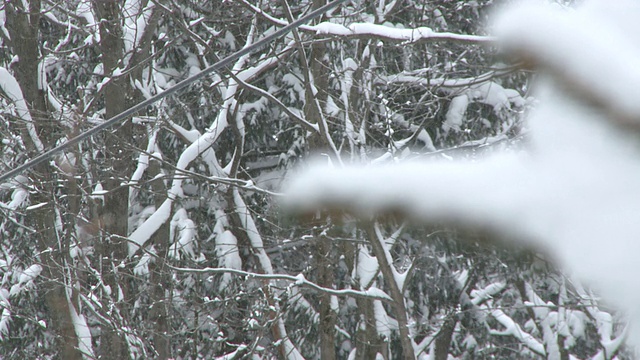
0, 0, 628, 359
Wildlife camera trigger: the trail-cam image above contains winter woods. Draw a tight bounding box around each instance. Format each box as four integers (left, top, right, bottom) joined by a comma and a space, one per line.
0, 0, 632, 359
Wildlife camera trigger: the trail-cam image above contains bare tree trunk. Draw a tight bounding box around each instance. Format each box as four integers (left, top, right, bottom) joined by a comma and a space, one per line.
297, 0, 339, 355
93, 1, 132, 358
4, 1, 84, 357
94, 0, 130, 254
148, 159, 171, 359
433, 316, 456, 360
35, 181, 84, 360
316, 235, 337, 360
354, 297, 387, 360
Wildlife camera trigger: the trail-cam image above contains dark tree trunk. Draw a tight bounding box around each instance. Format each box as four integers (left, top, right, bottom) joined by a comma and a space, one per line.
4, 2, 84, 358
434, 316, 457, 360
148, 159, 171, 359
354, 297, 388, 360
93, 1, 132, 358
316, 235, 337, 360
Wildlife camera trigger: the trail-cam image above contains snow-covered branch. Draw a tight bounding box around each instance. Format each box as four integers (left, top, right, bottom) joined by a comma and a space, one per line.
238, 0, 494, 45
378, 69, 517, 89
164, 263, 392, 302
313, 22, 495, 44
489, 308, 546, 356
0, 67, 44, 152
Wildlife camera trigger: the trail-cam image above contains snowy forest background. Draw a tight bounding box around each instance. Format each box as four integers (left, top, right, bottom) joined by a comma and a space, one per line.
0, 0, 632, 359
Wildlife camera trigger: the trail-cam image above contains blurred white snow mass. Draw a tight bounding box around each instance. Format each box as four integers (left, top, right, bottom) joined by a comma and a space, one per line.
286, 0, 640, 347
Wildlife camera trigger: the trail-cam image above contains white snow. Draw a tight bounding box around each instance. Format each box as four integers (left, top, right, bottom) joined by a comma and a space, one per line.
340, 57, 364, 158
126, 35, 283, 256
379, 71, 523, 137
18, 264, 42, 284
282, 73, 304, 103
67, 289, 95, 359
0, 67, 44, 152
0, 289, 9, 308
356, 247, 378, 288
470, 282, 505, 305
363, 287, 392, 301
293, 273, 306, 286
490, 308, 545, 356
373, 299, 398, 339
0, 188, 27, 210
215, 345, 248, 360
128, 131, 159, 198
123, 1, 155, 57
386, 111, 435, 153
215, 230, 242, 290
232, 188, 274, 274
169, 208, 198, 259
373, 224, 408, 291
76, 0, 99, 43
127, 83, 235, 256
133, 250, 153, 276
0, 9, 9, 42
443, 94, 469, 133
379, 69, 515, 91
443, 81, 522, 133
91, 183, 105, 202
9, 264, 42, 297
128, 200, 172, 256
95, 76, 110, 93
313, 22, 493, 44
237, 0, 491, 44
0, 308, 9, 340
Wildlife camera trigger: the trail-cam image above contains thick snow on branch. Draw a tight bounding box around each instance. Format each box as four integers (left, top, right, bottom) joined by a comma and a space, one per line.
10, 264, 42, 296
314, 22, 494, 44
0, 67, 44, 152
373, 299, 398, 339
169, 208, 198, 259
286, 0, 640, 346
0, 308, 8, 340
470, 282, 505, 305
123, 0, 155, 56
356, 246, 379, 288
128, 199, 172, 256
0, 187, 27, 211
490, 308, 545, 356
379, 70, 511, 89
66, 288, 94, 359
239, 0, 493, 44
127, 34, 261, 255
215, 222, 241, 291
378, 72, 525, 134
76, 0, 99, 44
443, 81, 524, 133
